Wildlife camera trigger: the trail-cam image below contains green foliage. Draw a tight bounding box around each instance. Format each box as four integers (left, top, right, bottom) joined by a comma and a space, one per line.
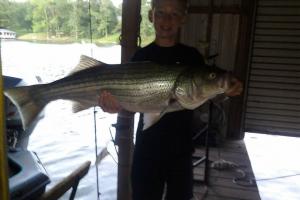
0, 0, 33, 35
2, 0, 119, 41
140, 0, 155, 46
0, 0, 14, 29
31, 0, 75, 38
1, 0, 154, 44
96, 33, 120, 45
12, 3, 33, 34
93, 0, 118, 38
69, 0, 91, 39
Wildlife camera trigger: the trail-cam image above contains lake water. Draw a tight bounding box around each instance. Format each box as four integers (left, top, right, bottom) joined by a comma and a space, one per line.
1, 40, 133, 200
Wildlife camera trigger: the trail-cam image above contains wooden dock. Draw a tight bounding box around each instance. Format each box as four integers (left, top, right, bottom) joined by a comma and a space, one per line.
192, 140, 261, 200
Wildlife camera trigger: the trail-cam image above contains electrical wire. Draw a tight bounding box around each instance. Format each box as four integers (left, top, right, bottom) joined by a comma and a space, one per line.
210, 159, 300, 187
255, 173, 300, 182
233, 170, 300, 187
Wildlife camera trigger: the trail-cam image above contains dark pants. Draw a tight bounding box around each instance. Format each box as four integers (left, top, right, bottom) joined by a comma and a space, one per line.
131, 132, 193, 200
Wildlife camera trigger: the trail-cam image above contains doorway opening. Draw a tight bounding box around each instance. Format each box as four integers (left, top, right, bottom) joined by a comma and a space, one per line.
245, 132, 300, 200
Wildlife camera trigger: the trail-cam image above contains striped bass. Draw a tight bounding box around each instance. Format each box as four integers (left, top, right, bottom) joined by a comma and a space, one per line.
4, 55, 234, 130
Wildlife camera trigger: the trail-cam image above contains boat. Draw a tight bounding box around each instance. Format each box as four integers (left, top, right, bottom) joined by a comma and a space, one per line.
4, 75, 50, 200
0, 28, 16, 39
4, 75, 90, 200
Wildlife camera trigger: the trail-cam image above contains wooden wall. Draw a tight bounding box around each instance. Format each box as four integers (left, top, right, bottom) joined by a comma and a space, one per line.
180, 0, 255, 139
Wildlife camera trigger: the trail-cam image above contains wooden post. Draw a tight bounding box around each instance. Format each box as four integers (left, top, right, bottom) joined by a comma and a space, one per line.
0, 40, 10, 200
115, 111, 134, 200
121, 0, 141, 62
228, 0, 256, 139
117, 1, 141, 200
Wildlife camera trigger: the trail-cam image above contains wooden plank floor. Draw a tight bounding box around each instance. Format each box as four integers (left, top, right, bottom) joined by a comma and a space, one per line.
192, 140, 261, 200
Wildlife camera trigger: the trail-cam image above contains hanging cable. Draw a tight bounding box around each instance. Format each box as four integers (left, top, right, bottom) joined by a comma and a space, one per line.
93, 108, 101, 199
108, 126, 119, 165
87, 0, 100, 199
88, 0, 93, 57
109, 126, 119, 156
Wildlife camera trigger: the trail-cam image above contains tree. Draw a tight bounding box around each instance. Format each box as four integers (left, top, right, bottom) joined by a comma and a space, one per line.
11, 2, 33, 34
94, 0, 118, 38
0, 0, 12, 29
31, 0, 51, 38
0, 1, 32, 35
50, 0, 71, 37
1, 0, 120, 41
69, 0, 90, 39
140, 0, 155, 45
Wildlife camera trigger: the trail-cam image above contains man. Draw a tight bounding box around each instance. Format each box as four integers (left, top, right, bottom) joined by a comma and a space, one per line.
99, 0, 242, 199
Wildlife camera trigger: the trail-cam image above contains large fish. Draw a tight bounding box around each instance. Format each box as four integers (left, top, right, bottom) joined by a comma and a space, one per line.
4, 55, 234, 130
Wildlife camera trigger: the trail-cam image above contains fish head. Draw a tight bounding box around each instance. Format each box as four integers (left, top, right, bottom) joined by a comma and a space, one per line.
174, 65, 231, 109
193, 65, 233, 95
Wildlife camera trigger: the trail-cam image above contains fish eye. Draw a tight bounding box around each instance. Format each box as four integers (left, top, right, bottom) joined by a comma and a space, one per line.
208, 73, 216, 80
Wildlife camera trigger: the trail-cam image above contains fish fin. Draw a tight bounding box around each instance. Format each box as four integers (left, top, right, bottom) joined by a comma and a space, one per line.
72, 101, 91, 113
71, 96, 95, 113
174, 86, 209, 110
177, 95, 218, 110
143, 113, 162, 130
95, 147, 109, 166
69, 55, 107, 75
179, 99, 208, 110
4, 85, 47, 130
143, 99, 184, 130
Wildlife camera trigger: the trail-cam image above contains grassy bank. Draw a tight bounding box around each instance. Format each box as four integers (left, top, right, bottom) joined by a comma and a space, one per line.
18, 32, 154, 47
18, 33, 120, 46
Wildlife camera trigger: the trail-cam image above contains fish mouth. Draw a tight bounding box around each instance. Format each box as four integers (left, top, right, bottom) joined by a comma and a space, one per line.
219, 72, 232, 91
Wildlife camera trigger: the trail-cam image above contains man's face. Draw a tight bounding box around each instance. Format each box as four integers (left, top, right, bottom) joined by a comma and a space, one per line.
149, 0, 186, 40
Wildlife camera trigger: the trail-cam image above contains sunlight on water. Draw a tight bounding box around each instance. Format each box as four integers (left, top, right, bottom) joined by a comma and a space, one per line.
29, 103, 120, 200
2, 41, 121, 83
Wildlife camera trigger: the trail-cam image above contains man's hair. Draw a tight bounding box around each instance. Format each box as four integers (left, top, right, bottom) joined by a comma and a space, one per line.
151, 0, 189, 11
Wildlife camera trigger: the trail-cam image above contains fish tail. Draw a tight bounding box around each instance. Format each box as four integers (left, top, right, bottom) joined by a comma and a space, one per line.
4, 85, 46, 130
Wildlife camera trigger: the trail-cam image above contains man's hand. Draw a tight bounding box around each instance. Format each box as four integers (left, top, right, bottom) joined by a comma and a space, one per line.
225, 77, 243, 97
98, 90, 122, 113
